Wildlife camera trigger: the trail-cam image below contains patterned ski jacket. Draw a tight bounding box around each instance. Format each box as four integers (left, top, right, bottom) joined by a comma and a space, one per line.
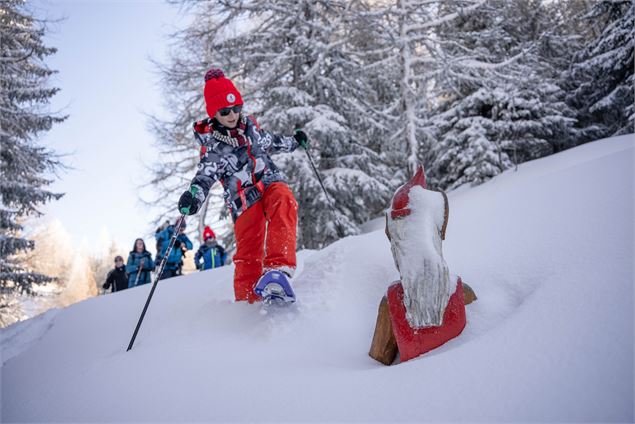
189, 115, 299, 221
126, 251, 154, 287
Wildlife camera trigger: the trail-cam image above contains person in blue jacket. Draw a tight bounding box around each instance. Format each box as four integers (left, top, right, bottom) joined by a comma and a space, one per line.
194, 226, 227, 271
126, 238, 155, 288
156, 218, 193, 280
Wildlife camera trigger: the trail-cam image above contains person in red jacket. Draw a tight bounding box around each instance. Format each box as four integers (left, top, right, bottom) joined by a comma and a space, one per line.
177, 69, 307, 303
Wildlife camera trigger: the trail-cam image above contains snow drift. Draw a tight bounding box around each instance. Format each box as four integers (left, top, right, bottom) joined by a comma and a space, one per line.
2, 135, 633, 422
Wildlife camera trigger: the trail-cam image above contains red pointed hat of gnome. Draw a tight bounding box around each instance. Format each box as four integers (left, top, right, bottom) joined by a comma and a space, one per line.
390, 165, 427, 219
203, 69, 243, 118
203, 226, 215, 241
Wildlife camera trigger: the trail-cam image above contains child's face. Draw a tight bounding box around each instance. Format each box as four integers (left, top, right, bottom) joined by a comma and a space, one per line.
215, 108, 240, 128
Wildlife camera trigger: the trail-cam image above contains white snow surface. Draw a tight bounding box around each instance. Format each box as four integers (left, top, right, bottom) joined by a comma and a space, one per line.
2, 135, 633, 422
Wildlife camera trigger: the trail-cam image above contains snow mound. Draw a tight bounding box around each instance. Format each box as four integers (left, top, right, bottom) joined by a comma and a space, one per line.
2, 135, 633, 422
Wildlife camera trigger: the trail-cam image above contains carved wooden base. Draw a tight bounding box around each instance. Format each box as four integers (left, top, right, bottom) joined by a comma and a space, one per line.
369, 279, 477, 365
368, 296, 398, 365
462, 282, 477, 305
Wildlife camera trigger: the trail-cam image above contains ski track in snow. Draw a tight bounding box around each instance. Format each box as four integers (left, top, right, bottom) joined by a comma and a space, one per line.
294, 243, 350, 312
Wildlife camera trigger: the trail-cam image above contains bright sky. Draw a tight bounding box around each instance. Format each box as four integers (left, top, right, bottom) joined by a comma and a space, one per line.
31, 0, 185, 254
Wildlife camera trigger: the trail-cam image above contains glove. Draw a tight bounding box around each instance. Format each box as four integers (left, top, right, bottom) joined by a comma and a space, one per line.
174, 240, 182, 249
294, 129, 309, 149
178, 190, 199, 215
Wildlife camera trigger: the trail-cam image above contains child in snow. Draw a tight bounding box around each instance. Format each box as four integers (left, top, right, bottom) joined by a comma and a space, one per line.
194, 226, 227, 271
177, 68, 308, 303
155, 219, 193, 280
126, 238, 155, 288
102, 255, 128, 292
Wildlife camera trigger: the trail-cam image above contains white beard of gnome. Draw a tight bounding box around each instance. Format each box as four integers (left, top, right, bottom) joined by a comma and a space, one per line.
386, 168, 452, 328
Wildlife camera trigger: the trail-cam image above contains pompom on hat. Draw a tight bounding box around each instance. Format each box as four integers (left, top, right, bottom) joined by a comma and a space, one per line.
203, 69, 243, 118
203, 226, 216, 241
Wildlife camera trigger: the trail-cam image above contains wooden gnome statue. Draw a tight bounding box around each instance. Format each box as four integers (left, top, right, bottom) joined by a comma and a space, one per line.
369, 165, 475, 365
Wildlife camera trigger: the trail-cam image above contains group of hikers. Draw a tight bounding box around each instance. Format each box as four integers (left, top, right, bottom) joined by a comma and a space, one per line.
102, 222, 227, 293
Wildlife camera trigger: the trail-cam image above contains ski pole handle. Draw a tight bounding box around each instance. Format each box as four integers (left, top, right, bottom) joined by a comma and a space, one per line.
294, 127, 309, 150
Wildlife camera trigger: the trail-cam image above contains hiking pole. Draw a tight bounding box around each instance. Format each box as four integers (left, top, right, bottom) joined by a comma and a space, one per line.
132, 259, 144, 288
126, 214, 186, 351
302, 142, 346, 238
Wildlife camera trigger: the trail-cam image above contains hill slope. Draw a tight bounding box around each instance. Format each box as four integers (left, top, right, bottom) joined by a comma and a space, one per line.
2, 135, 633, 422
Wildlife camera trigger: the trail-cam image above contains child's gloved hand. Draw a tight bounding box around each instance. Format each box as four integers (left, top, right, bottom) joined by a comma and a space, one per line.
294, 129, 309, 149
178, 190, 199, 215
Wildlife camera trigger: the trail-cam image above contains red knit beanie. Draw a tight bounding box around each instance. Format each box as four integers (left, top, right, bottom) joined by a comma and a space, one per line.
203, 69, 243, 118
203, 226, 216, 241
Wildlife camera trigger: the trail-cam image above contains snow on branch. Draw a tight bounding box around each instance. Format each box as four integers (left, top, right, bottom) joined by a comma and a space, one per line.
404, 0, 487, 33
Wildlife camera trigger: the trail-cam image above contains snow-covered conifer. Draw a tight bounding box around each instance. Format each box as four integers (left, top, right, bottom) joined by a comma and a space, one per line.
152, 0, 399, 248
427, 0, 577, 189
565, 0, 634, 141
235, 0, 405, 247
0, 0, 65, 326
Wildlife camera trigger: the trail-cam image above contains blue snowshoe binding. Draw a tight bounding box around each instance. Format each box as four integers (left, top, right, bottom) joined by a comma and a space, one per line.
254, 270, 296, 306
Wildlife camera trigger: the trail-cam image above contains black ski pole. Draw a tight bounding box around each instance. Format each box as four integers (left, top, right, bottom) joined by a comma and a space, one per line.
126, 214, 186, 351
302, 145, 345, 238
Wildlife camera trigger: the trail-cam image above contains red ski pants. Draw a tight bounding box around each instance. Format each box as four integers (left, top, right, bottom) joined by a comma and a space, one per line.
233, 182, 298, 303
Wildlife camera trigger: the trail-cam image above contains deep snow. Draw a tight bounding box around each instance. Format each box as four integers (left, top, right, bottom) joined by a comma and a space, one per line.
1, 135, 633, 422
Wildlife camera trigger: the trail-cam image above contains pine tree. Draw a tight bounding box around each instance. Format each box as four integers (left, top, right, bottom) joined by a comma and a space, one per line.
151, 0, 401, 248
565, 0, 634, 141
240, 0, 399, 247
23, 220, 71, 317
0, 0, 65, 326
60, 249, 97, 308
25, 220, 73, 280
427, 0, 577, 190
354, 0, 484, 176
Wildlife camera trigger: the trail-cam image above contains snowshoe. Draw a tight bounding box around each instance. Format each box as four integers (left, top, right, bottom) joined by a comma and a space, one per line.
254, 270, 296, 305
